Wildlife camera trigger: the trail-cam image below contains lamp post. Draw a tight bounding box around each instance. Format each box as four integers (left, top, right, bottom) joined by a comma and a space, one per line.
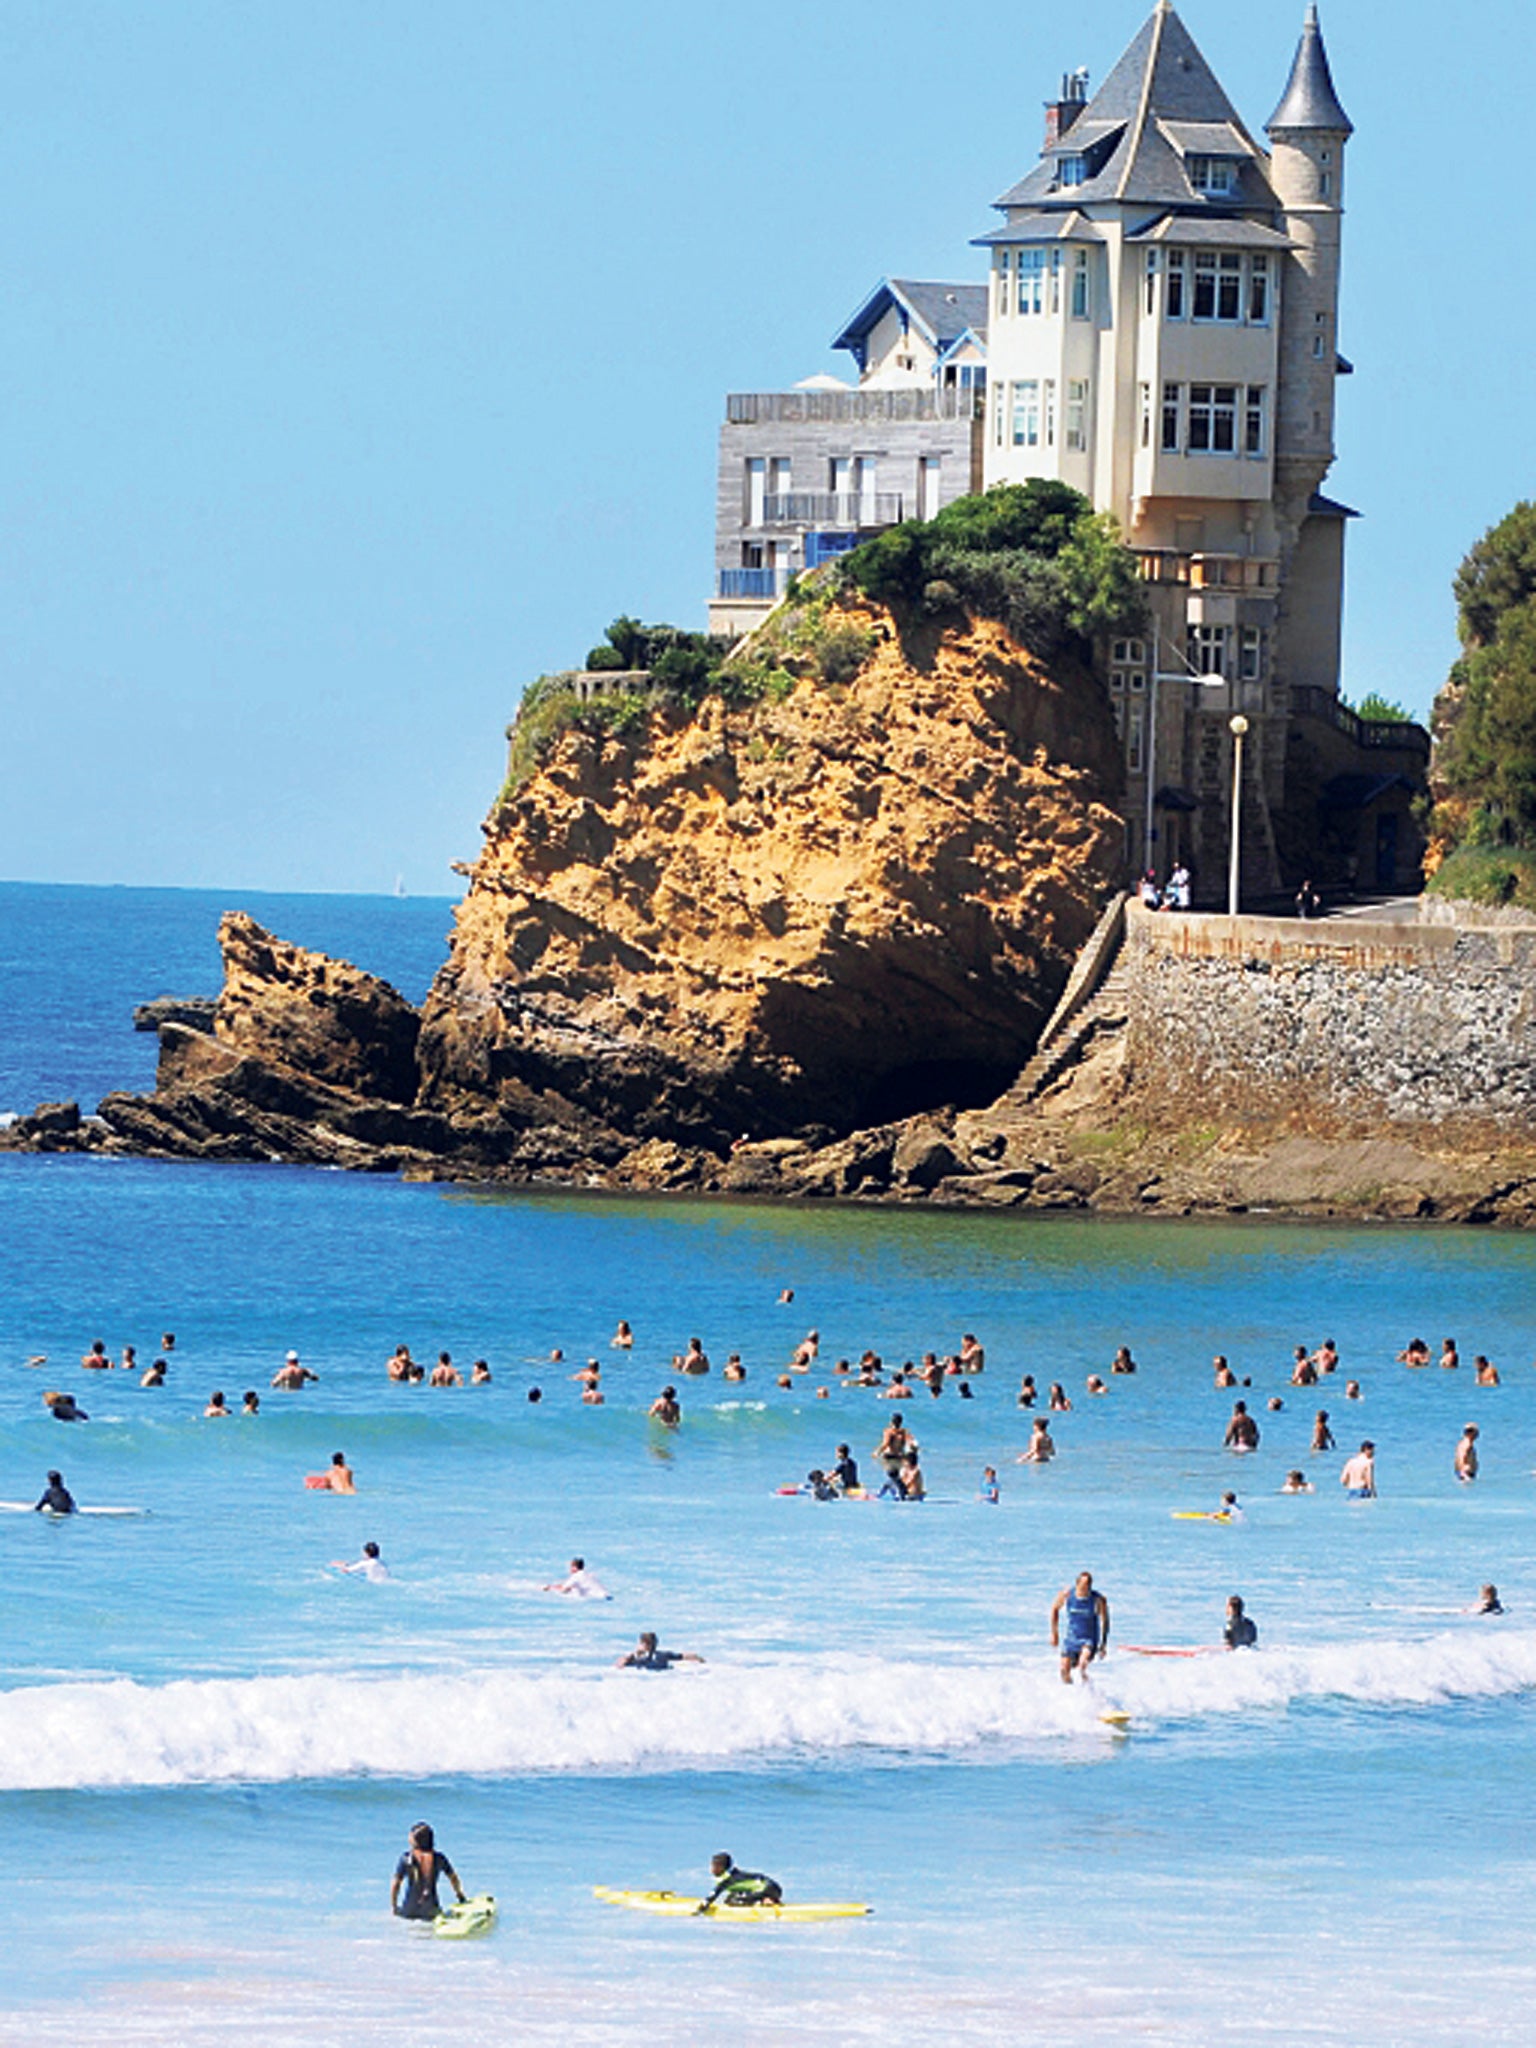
1227, 714, 1249, 917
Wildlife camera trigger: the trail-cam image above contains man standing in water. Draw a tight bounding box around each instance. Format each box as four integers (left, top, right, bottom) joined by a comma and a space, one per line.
1455, 1424, 1480, 1484
1341, 1441, 1377, 1498
1050, 1571, 1110, 1684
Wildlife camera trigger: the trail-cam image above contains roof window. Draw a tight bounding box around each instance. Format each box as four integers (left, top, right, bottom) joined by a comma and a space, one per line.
1057, 155, 1087, 188
1188, 156, 1237, 195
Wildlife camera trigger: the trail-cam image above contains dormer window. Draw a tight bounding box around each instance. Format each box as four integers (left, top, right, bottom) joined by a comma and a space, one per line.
1188, 155, 1237, 195
1057, 154, 1087, 188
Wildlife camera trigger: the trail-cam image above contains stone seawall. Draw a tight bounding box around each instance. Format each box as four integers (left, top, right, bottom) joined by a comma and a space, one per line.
1122, 903, 1536, 1138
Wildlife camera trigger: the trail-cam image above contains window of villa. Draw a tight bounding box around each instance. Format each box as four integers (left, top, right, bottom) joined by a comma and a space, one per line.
1188, 156, 1236, 194
1187, 624, 1229, 677
1058, 154, 1087, 188
1165, 251, 1186, 319
1187, 383, 1237, 453
1050, 247, 1062, 315
1011, 380, 1040, 447
1071, 249, 1090, 319
1161, 381, 1181, 452
1248, 254, 1269, 323
1144, 250, 1157, 316
1072, 380, 1092, 453
1017, 248, 1048, 315
1239, 627, 1265, 682
1044, 379, 1057, 447
1244, 386, 1266, 456
1217, 253, 1242, 321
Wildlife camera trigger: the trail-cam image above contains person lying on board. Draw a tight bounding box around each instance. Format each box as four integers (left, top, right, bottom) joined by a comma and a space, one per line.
698, 1853, 782, 1912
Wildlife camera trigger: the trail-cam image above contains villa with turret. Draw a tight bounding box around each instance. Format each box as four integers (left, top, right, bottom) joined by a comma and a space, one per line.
709, 6, 1429, 901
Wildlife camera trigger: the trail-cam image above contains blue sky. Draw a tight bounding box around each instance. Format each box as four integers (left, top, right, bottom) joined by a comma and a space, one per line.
0, 0, 1528, 893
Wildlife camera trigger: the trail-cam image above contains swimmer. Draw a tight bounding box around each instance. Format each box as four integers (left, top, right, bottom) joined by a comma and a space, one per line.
1281, 1469, 1313, 1493
1017, 1374, 1037, 1409
1311, 1339, 1339, 1374
1455, 1424, 1479, 1484
790, 1330, 819, 1371
42, 1391, 87, 1422
527, 1386, 543, 1404
875, 1416, 916, 1481
1048, 1382, 1071, 1412
649, 1386, 681, 1427
317, 1451, 356, 1494
615, 1631, 704, 1670
141, 1359, 166, 1387
160, 1333, 176, 1353
1214, 1355, 1237, 1389
723, 1355, 746, 1382
1267, 1396, 1284, 1411
682, 1338, 710, 1375
800, 1468, 839, 1500
430, 1353, 462, 1388
387, 1345, 415, 1382
332, 1541, 390, 1583
241, 1391, 260, 1415
1223, 1595, 1258, 1649
1290, 1347, 1317, 1387
1110, 1346, 1137, 1375
1340, 1440, 1376, 1499
1050, 1571, 1109, 1684
471, 1359, 492, 1384
1397, 1337, 1430, 1367
548, 1349, 565, 1363
1475, 1355, 1500, 1386
833, 1358, 851, 1377
958, 1382, 974, 1400
897, 1452, 925, 1501
1218, 1490, 1245, 1523
879, 1375, 911, 1401
1439, 1339, 1460, 1371
699, 1853, 782, 1912
776, 1289, 795, 1305
391, 1822, 466, 1922
830, 1444, 859, 1493
1312, 1410, 1335, 1453
544, 1556, 609, 1599
1224, 1401, 1259, 1452
119, 1344, 137, 1373
980, 1466, 1000, 1504
611, 1321, 634, 1349
572, 1360, 602, 1389
204, 1391, 231, 1418
80, 1340, 110, 1371
1017, 1417, 1056, 1464
814, 1386, 830, 1400
271, 1351, 318, 1390
35, 1470, 75, 1515
775, 1373, 793, 1390
959, 1333, 986, 1373
1344, 1380, 1362, 1401
1086, 1375, 1108, 1396
1468, 1584, 1505, 1615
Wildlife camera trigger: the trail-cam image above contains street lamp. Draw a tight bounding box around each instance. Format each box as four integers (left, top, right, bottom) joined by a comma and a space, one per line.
1227, 714, 1249, 917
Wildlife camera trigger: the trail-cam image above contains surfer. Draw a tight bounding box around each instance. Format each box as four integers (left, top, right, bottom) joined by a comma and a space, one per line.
1218, 1490, 1244, 1522
34, 1471, 76, 1515
699, 1854, 783, 1912
615, 1631, 704, 1670
391, 1822, 467, 1921
1051, 1572, 1109, 1683
43, 1391, 87, 1422
333, 1541, 390, 1583
1340, 1441, 1377, 1498
1454, 1424, 1479, 1483
1469, 1584, 1505, 1614
271, 1351, 318, 1390
545, 1557, 609, 1598
649, 1386, 681, 1427
1223, 1595, 1258, 1649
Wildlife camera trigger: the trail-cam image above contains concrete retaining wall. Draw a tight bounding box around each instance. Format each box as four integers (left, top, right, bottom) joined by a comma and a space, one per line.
1121, 902, 1536, 1134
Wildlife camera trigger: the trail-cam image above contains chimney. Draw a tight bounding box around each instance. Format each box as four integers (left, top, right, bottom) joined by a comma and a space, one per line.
1043, 67, 1089, 149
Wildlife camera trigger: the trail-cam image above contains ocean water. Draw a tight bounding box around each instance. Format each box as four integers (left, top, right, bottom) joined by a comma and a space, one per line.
2, 883, 1536, 2045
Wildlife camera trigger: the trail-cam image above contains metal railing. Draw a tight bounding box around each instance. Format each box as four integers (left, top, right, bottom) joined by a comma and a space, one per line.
1289, 684, 1430, 756
726, 388, 984, 425
718, 567, 784, 600
760, 492, 903, 527
1137, 550, 1277, 589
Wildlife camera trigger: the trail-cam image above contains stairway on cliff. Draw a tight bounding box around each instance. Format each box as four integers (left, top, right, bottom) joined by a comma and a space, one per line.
997, 892, 1132, 1111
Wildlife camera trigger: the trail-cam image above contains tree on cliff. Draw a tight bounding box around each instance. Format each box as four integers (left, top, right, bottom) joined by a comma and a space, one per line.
1429, 502, 1536, 904
838, 481, 1145, 660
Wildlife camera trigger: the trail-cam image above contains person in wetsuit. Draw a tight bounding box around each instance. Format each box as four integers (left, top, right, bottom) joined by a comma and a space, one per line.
1224, 1595, 1258, 1649
1050, 1571, 1109, 1684
391, 1821, 467, 1921
34, 1470, 76, 1514
615, 1631, 704, 1670
699, 1852, 782, 1912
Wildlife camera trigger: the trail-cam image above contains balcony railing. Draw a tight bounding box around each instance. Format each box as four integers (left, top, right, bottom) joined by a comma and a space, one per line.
1290, 684, 1430, 756
718, 567, 785, 600
760, 492, 903, 527
1137, 550, 1278, 589
727, 388, 984, 425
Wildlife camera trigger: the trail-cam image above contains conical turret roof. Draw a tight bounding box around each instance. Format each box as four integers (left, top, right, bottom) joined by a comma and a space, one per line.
1267, 6, 1352, 136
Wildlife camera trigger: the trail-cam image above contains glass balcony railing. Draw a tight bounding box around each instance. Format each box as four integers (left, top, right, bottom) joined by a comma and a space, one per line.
718, 567, 784, 600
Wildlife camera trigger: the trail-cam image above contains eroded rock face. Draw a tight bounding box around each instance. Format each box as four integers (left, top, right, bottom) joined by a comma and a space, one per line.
417, 611, 1125, 1145
212, 912, 420, 1105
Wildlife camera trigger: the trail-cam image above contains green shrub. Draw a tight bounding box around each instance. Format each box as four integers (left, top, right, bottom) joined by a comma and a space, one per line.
1427, 846, 1536, 911
1350, 691, 1413, 723
816, 623, 876, 686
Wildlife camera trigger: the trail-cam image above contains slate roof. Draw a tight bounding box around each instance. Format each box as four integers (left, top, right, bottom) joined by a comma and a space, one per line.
831, 279, 989, 359
1309, 491, 1360, 519
989, 5, 1273, 215
1125, 214, 1292, 248
972, 209, 1104, 246
1267, 6, 1352, 135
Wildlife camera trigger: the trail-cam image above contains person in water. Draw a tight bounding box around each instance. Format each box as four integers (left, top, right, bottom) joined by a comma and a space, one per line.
35, 1470, 76, 1515
1475, 1354, 1500, 1385
332, 1541, 390, 1583
43, 1391, 87, 1422
80, 1340, 111, 1370
429, 1354, 462, 1388
1281, 1469, 1313, 1493
545, 1557, 609, 1598
1469, 1584, 1505, 1614
1312, 1411, 1335, 1453
1341, 1441, 1376, 1498
315, 1452, 356, 1494
1224, 1401, 1259, 1451
1454, 1423, 1480, 1483
241, 1391, 260, 1416
1017, 1375, 1037, 1408
140, 1359, 166, 1387
1018, 1418, 1056, 1464
1051, 1571, 1109, 1684
1110, 1346, 1137, 1375
1218, 1490, 1244, 1522
612, 1321, 634, 1348
699, 1853, 782, 1912
204, 1391, 230, 1418
471, 1359, 492, 1384
649, 1386, 681, 1427
271, 1351, 318, 1390
801, 1468, 839, 1501
980, 1466, 1000, 1504
391, 1821, 467, 1921
616, 1631, 704, 1670
896, 1452, 924, 1501
830, 1444, 859, 1493
1224, 1595, 1258, 1649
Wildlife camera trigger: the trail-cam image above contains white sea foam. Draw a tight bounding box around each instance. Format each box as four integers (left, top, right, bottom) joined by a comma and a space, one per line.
2, 1628, 1534, 1792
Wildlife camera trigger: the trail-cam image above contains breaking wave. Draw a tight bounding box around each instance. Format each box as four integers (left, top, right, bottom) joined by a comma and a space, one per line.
2, 1629, 1533, 1792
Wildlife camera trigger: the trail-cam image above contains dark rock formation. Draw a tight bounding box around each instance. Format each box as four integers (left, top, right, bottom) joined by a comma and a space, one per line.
133, 996, 217, 1033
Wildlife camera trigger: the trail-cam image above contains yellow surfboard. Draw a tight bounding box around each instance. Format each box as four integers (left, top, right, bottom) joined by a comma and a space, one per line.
594, 1887, 869, 1923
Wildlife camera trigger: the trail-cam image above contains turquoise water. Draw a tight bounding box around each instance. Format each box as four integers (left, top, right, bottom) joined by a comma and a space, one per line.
3, 885, 1536, 2043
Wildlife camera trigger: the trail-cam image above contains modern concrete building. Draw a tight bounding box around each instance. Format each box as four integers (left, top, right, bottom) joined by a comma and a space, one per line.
708, 5, 1428, 895
707, 280, 987, 639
